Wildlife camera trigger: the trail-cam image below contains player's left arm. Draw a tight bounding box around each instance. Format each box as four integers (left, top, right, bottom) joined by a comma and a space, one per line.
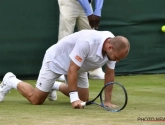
104, 65, 116, 107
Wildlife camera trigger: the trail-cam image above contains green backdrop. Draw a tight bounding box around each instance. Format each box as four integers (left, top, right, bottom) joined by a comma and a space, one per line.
0, 0, 165, 79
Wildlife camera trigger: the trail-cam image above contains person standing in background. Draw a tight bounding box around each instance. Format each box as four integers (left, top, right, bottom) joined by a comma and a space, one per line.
57, 0, 105, 81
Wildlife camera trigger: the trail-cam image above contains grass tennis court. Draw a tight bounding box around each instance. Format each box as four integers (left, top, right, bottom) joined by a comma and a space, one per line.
0, 74, 165, 125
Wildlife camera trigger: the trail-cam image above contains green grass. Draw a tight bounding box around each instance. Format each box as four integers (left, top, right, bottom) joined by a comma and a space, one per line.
0, 74, 165, 125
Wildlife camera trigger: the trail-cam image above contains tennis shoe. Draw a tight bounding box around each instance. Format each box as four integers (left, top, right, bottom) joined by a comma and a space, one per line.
57, 75, 65, 81
0, 72, 15, 102
89, 71, 105, 80
89, 72, 104, 79
88, 68, 105, 80
47, 90, 57, 101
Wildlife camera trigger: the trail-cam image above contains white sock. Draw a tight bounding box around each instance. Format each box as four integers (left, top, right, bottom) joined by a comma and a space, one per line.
52, 81, 63, 90
9, 77, 22, 89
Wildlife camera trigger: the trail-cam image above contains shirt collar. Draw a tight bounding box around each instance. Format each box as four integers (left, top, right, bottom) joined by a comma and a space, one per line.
96, 31, 115, 59
96, 39, 105, 59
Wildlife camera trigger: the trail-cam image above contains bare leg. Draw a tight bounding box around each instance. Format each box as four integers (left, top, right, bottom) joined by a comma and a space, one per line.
59, 83, 89, 102
17, 82, 49, 105
58, 83, 69, 96
78, 87, 89, 101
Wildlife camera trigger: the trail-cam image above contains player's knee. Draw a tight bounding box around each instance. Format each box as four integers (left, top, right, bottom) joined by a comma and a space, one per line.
78, 88, 89, 101
80, 96, 89, 102
30, 99, 44, 105
26, 93, 44, 105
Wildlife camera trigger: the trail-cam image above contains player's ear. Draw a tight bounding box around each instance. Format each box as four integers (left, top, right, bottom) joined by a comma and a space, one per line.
108, 45, 113, 51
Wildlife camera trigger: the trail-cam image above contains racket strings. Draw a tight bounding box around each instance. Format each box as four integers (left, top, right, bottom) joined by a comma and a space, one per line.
101, 83, 127, 112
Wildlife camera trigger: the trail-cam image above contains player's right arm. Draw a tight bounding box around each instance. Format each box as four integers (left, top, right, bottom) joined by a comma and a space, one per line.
68, 60, 83, 109
68, 41, 90, 109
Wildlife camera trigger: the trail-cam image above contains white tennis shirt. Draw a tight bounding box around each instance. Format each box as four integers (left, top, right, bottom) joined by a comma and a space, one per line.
45, 30, 116, 75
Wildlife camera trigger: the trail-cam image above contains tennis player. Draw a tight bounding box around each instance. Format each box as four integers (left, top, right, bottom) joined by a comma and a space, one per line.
0, 30, 130, 109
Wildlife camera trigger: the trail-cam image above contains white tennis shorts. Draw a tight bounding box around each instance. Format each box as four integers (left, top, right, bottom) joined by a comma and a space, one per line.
36, 59, 89, 92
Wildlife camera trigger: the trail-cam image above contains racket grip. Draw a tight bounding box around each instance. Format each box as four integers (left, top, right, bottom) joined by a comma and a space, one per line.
81, 102, 86, 106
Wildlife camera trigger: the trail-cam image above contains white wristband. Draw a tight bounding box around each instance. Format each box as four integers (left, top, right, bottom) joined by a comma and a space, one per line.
69, 91, 80, 103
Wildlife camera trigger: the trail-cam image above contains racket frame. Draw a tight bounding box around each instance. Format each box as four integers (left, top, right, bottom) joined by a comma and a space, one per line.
83, 82, 128, 112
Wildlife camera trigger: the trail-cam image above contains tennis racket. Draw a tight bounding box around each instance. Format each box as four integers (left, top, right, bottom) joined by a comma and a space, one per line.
81, 82, 128, 112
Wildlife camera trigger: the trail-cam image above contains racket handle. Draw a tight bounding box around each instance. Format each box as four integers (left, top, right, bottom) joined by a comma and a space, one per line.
81, 102, 86, 106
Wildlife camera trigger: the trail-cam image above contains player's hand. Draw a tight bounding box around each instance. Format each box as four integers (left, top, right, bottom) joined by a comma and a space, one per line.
87, 14, 95, 29
94, 15, 100, 30
71, 100, 84, 109
104, 102, 119, 108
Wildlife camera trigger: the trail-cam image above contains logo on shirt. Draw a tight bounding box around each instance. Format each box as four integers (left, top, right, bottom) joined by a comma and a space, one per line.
75, 55, 82, 62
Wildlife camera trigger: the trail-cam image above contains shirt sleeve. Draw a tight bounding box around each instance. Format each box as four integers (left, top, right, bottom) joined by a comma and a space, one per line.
93, 0, 104, 16
106, 61, 116, 69
69, 40, 90, 67
78, 0, 93, 16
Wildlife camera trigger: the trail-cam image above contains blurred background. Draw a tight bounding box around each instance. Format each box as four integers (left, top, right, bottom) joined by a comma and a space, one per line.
0, 0, 165, 79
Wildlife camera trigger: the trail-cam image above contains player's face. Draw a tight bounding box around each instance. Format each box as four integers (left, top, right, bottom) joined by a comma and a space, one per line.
107, 50, 121, 62
106, 47, 127, 62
